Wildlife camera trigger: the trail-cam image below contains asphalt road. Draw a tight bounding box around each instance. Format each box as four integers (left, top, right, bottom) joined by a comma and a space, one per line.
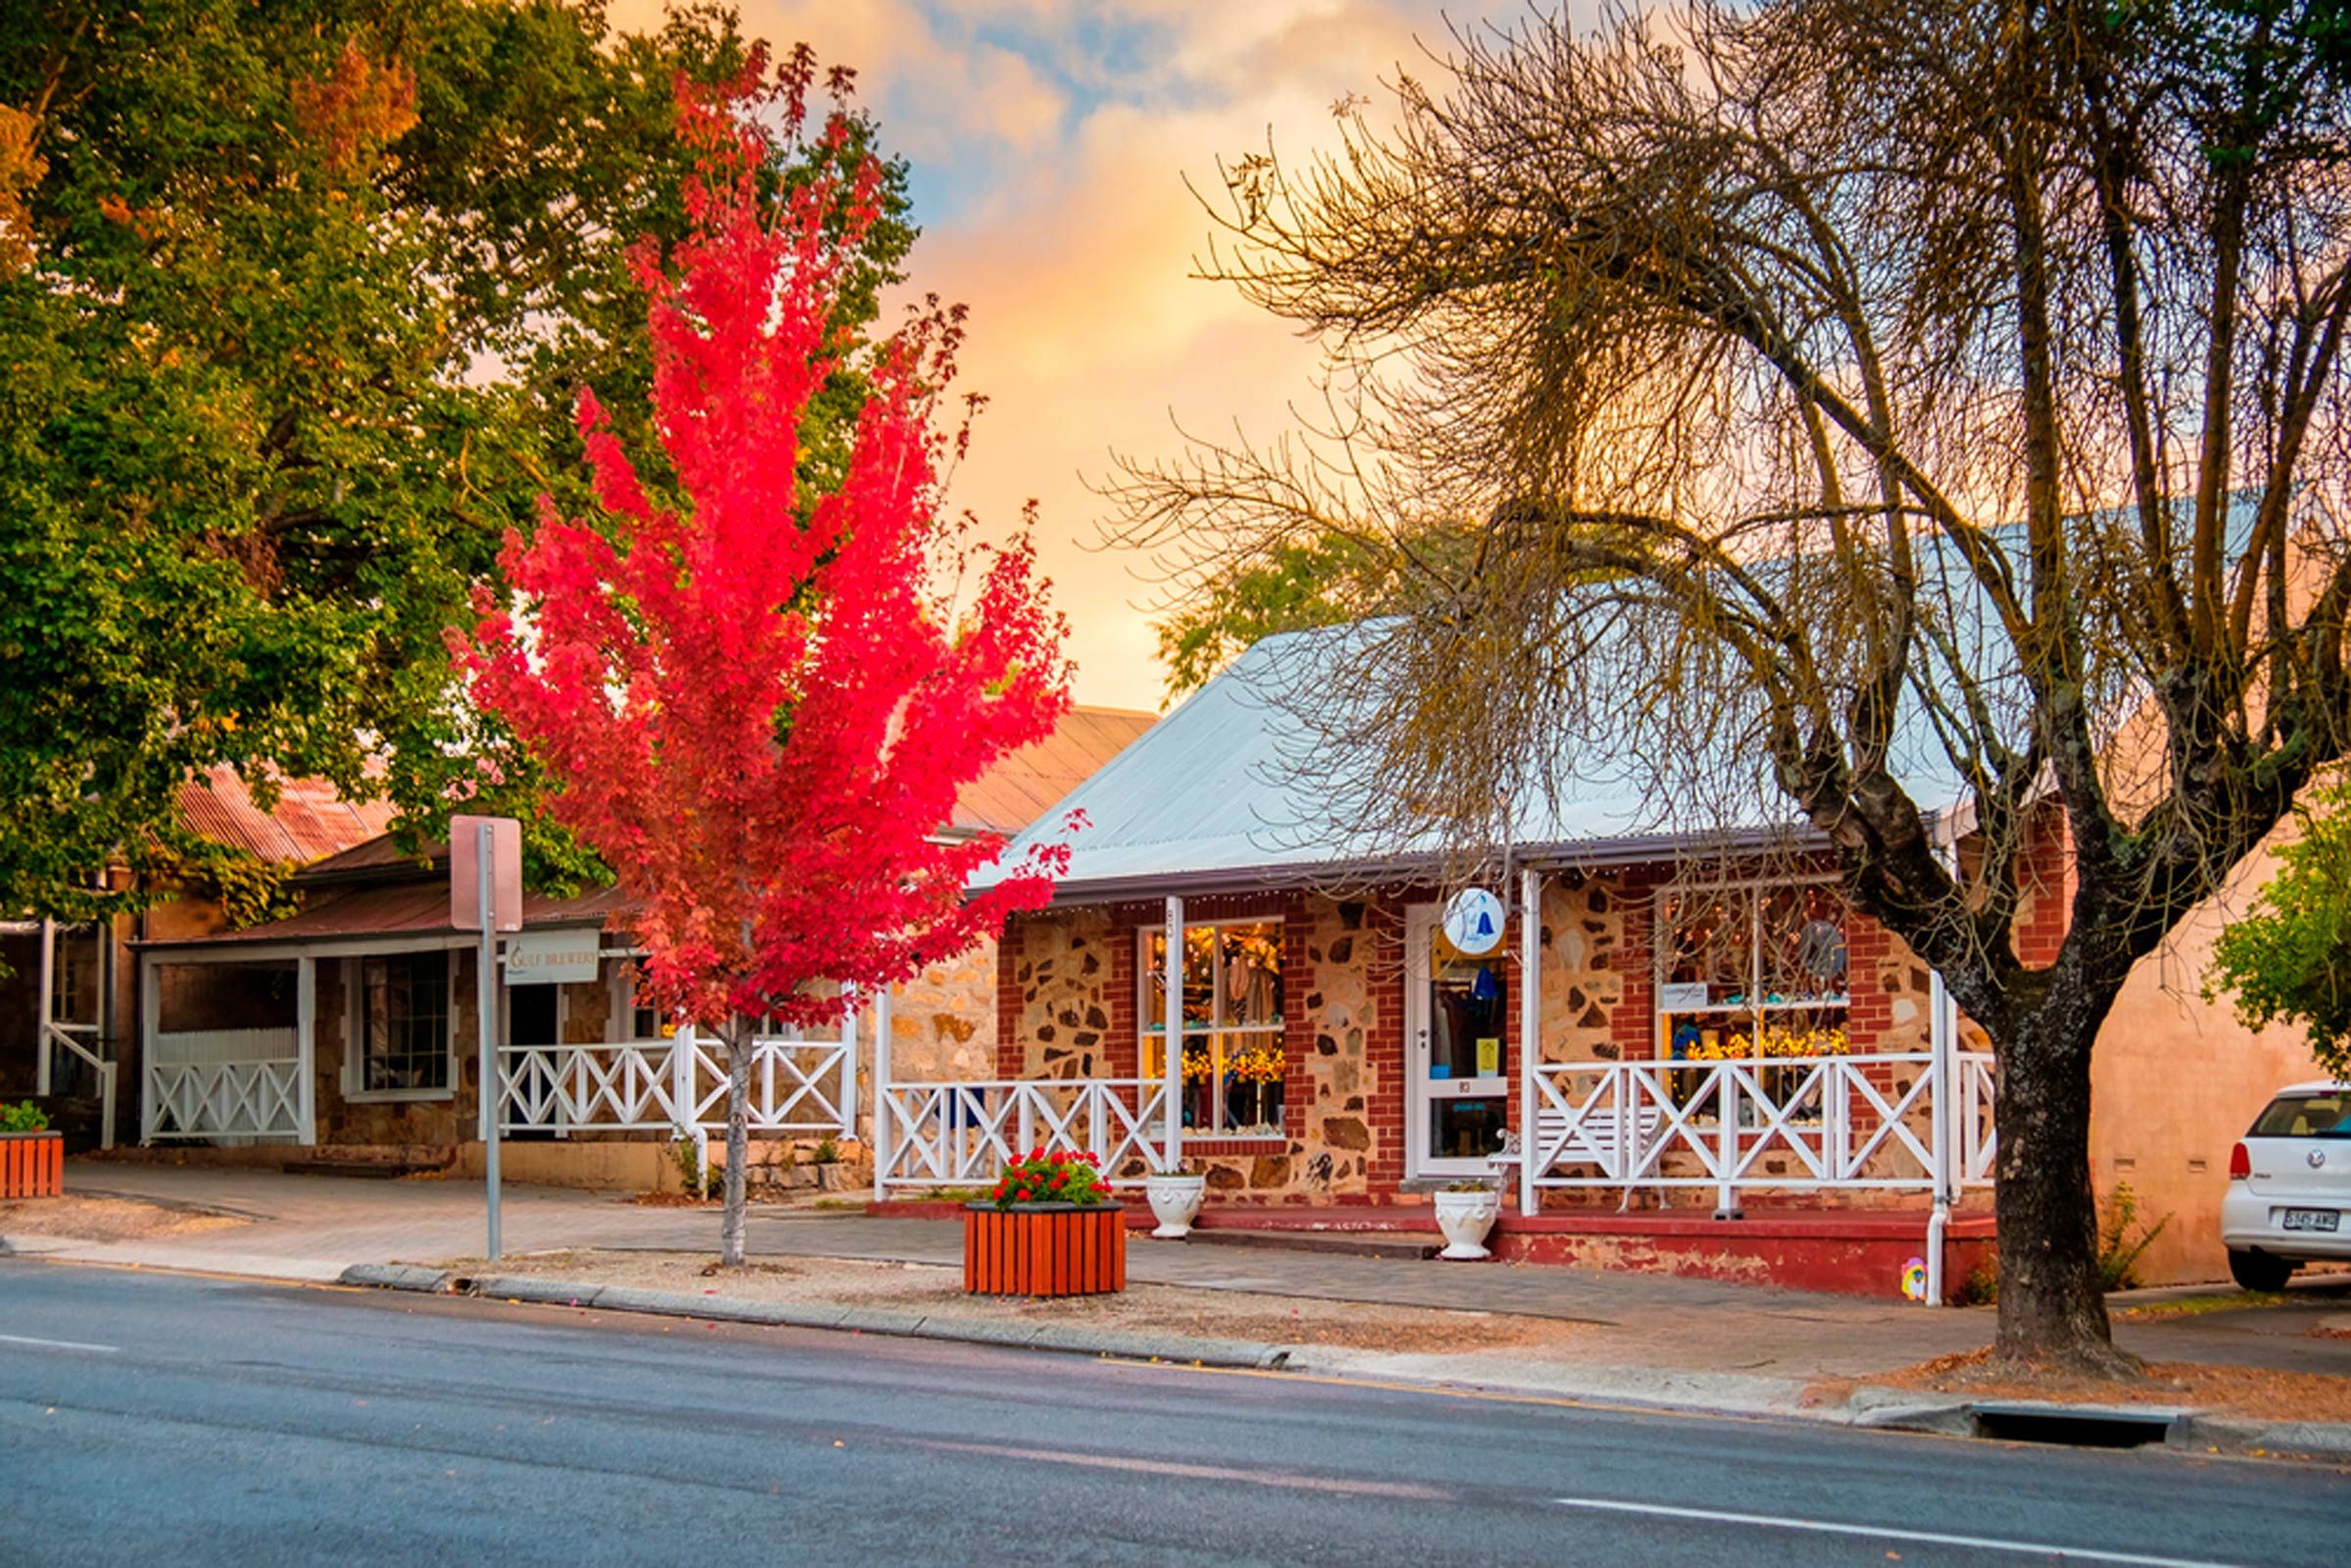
2, 1260, 2344, 1567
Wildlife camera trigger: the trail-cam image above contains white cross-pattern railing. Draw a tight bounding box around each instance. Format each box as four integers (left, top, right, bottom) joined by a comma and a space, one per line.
499, 1034, 854, 1138
878, 1078, 1170, 1189
144, 1027, 302, 1141
1522, 1051, 1996, 1209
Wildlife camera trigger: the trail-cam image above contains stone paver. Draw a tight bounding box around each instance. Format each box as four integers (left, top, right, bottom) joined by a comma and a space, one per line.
24, 1161, 2351, 1384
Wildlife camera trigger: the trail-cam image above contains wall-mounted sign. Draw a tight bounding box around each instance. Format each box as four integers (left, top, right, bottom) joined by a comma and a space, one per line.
504, 929, 600, 986
1442, 887, 1506, 956
1658, 981, 1713, 1012
1475, 1037, 1501, 1076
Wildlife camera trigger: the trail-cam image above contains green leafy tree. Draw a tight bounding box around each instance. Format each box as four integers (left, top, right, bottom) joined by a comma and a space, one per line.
1155, 530, 1399, 696
0, 3, 912, 917
2209, 781, 2351, 1077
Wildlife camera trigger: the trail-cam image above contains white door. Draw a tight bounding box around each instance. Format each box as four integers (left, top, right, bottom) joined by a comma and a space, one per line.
1405, 904, 1512, 1178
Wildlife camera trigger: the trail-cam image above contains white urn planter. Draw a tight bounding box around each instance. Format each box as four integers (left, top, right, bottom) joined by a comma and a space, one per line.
1433, 1188, 1501, 1260
1145, 1172, 1207, 1238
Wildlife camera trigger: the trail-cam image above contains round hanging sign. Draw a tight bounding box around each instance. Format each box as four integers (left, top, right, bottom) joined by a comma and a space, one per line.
1442, 887, 1507, 956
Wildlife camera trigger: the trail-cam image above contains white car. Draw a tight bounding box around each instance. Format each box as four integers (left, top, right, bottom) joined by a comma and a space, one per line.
2222, 1080, 2351, 1291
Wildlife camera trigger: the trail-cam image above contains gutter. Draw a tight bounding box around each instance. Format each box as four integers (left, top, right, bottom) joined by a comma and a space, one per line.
1016, 826, 1831, 909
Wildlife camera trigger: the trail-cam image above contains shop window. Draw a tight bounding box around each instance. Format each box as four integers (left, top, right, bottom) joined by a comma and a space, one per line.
1140, 921, 1284, 1137
354, 951, 452, 1097
1655, 879, 1850, 1113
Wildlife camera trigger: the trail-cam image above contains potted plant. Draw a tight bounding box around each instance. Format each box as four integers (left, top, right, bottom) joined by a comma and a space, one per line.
963, 1150, 1127, 1296
1433, 1177, 1501, 1260
1, 1100, 62, 1200
1144, 1157, 1207, 1239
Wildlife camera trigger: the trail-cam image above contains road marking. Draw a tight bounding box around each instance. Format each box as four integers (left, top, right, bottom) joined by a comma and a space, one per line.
1550, 1497, 2244, 1568
0, 1332, 121, 1354
912, 1438, 1453, 1499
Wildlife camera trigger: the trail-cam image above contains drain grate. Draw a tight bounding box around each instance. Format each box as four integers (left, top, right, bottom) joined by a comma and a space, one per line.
1968, 1402, 2178, 1449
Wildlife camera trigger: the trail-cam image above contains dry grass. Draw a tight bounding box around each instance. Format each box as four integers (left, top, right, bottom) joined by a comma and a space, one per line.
444, 1246, 1565, 1356
0, 1194, 246, 1243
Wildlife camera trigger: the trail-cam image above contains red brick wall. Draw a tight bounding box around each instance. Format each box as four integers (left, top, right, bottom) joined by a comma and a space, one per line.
994, 918, 1024, 1080
2013, 804, 2075, 968
1609, 870, 1661, 1060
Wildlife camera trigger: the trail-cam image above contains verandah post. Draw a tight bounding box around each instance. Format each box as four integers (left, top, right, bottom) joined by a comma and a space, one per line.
1162, 895, 1183, 1167
35, 917, 53, 1097
872, 983, 893, 1201
1519, 868, 1540, 1218
296, 956, 317, 1147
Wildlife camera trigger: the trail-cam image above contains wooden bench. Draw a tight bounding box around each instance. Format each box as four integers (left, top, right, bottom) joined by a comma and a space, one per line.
1489, 1102, 1667, 1185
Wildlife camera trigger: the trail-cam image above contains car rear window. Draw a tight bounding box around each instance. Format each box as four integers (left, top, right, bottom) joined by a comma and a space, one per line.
2250, 1093, 2351, 1138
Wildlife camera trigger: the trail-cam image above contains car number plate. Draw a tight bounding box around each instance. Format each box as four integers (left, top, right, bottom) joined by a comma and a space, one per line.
2281, 1208, 2340, 1232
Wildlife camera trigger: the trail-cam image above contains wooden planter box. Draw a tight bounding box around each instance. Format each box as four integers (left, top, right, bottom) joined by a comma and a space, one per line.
962, 1200, 1127, 1297
1, 1130, 64, 1199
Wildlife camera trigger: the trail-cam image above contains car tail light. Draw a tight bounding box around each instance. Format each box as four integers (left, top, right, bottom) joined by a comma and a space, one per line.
2229, 1141, 2251, 1180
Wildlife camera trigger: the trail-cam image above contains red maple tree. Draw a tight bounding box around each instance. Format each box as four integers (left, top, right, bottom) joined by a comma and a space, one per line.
456, 50, 1076, 1260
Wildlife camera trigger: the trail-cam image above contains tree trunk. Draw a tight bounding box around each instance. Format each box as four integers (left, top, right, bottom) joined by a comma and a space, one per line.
720, 1016, 750, 1268
1990, 989, 2133, 1373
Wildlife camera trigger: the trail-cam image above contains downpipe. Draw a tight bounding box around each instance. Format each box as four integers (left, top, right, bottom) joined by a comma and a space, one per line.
1926, 1197, 1951, 1307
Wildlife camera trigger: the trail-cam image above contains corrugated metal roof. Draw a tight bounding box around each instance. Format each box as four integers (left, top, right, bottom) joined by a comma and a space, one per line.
972, 618, 1982, 903
950, 705, 1157, 835
144, 879, 632, 949
173, 768, 399, 866
173, 705, 1155, 947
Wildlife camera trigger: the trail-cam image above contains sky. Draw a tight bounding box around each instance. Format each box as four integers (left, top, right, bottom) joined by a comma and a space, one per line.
613, 0, 1539, 713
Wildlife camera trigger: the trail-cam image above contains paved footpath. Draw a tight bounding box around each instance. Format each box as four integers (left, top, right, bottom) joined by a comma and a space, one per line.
22, 1162, 2351, 1392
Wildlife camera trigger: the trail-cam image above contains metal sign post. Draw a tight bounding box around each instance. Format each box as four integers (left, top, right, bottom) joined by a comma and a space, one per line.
451, 815, 523, 1261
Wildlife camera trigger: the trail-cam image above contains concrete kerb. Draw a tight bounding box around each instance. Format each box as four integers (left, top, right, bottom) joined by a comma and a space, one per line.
334, 1264, 1293, 1371
337, 1262, 454, 1294
320, 1265, 2342, 1449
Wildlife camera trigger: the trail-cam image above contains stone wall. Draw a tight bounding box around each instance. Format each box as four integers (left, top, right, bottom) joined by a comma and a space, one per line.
888, 935, 996, 1083
1005, 910, 1115, 1079
1536, 874, 1629, 1064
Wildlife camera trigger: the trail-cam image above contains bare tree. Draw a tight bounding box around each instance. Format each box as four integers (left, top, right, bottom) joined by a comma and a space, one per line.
1107, 0, 2351, 1370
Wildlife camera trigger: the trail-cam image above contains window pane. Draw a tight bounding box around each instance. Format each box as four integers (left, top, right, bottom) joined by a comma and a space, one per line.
1430, 1096, 1507, 1161
363, 951, 448, 1092
1659, 886, 1754, 1008
1142, 930, 1215, 1033
1760, 883, 1848, 1002
1430, 945, 1507, 1080
1218, 923, 1282, 1026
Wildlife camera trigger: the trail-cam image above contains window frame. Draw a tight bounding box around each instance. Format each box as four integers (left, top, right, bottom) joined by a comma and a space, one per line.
1136, 918, 1287, 1140
343, 948, 458, 1104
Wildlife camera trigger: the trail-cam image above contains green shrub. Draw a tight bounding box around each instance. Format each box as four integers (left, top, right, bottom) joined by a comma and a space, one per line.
1, 1101, 50, 1134
2096, 1181, 2170, 1292
667, 1127, 707, 1195
812, 1136, 840, 1165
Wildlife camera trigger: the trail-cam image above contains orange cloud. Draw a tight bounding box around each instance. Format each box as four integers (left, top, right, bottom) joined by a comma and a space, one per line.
612, 0, 1485, 710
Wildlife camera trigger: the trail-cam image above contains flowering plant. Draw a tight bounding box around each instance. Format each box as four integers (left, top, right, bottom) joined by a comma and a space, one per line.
990, 1150, 1111, 1208
1228, 1045, 1285, 1085
1682, 1024, 1849, 1062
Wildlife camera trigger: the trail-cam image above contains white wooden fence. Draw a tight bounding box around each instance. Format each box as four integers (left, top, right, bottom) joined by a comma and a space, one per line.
143, 1026, 303, 1142
877, 1078, 1170, 1189
1521, 1051, 1996, 1209
498, 1033, 855, 1138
